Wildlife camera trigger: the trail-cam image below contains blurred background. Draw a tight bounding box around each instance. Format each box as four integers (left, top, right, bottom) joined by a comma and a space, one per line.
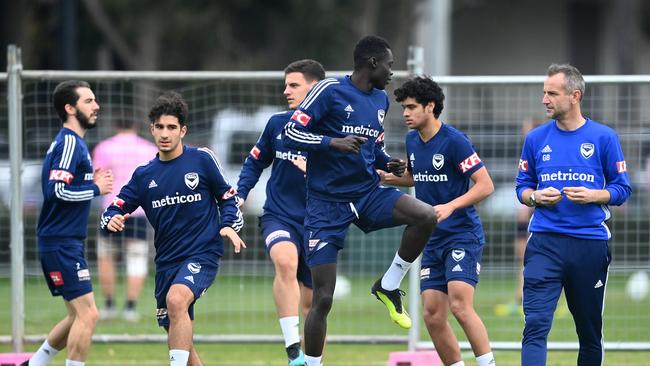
2, 1, 650, 365
1, 0, 650, 74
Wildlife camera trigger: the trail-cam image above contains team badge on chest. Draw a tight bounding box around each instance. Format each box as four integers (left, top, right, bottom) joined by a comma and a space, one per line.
184, 172, 199, 190
377, 109, 386, 126
580, 143, 594, 159
432, 154, 444, 170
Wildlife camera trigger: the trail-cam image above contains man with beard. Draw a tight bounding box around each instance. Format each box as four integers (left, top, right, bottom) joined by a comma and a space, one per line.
28, 80, 114, 366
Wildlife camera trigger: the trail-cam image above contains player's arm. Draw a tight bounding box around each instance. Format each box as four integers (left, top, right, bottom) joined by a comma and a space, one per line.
100, 175, 141, 233
45, 137, 112, 202
439, 167, 494, 220
434, 142, 494, 222
564, 133, 632, 205
199, 148, 245, 232
373, 132, 406, 177
236, 121, 275, 206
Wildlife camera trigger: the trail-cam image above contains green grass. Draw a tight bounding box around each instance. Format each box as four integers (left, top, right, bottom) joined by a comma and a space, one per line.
2, 344, 649, 365
1, 272, 649, 364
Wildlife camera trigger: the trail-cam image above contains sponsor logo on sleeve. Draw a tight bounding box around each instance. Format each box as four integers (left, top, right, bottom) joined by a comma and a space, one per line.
112, 197, 125, 209
617, 161, 627, 173
291, 110, 312, 126
459, 152, 481, 173
519, 159, 528, 172
49, 169, 74, 184
250, 146, 261, 160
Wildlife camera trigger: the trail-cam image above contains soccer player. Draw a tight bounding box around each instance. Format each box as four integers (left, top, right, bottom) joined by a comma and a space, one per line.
382, 76, 496, 366
282, 36, 438, 366
93, 119, 158, 322
29, 80, 113, 366
100, 92, 245, 366
237, 59, 325, 366
516, 64, 631, 366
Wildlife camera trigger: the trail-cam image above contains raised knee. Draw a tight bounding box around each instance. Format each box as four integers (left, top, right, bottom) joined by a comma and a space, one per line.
274, 257, 298, 278
166, 292, 189, 317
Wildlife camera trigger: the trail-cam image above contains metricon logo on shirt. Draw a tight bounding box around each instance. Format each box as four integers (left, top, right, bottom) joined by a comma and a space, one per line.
151, 192, 202, 208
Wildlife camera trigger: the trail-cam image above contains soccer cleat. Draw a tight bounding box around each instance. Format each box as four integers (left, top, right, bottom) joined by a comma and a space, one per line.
371, 278, 412, 329
288, 349, 305, 366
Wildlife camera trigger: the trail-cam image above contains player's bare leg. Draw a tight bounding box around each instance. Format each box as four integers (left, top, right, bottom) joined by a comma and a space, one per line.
270, 241, 305, 364
304, 263, 337, 362
448, 281, 492, 357
392, 195, 437, 262
166, 284, 197, 366
299, 282, 313, 320
66, 292, 99, 361
372, 195, 436, 328
97, 237, 117, 319
124, 239, 148, 321
422, 290, 463, 365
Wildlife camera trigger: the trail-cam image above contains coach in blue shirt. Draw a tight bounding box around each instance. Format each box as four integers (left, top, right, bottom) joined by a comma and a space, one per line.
516, 64, 631, 366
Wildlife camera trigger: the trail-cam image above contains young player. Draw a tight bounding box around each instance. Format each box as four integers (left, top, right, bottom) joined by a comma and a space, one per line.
100, 92, 245, 366
282, 36, 438, 366
29, 80, 113, 366
382, 76, 496, 366
237, 59, 325, 366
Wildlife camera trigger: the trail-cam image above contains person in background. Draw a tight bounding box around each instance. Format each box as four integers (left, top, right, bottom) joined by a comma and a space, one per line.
93, 118, 158, 321
237, 59, 326, 366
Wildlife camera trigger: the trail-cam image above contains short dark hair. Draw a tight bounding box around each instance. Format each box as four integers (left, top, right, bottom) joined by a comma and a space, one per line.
284, 59, 326, 82
52, 80, 91, 122
148, 91, 188, 126
353, 35, 391, 70
547, 63, 585, 101
394, 76, 445, 118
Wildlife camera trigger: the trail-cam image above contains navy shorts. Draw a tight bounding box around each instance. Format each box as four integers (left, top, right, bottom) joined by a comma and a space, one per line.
304, 185, 405, 266
154, 258, 219, 327
38, 238, 93, 301
420, 236, 484, 293
260, 214, 312, 289
98, 216, 151, 240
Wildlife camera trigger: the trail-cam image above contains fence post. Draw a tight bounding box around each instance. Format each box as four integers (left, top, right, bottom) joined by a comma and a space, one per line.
8, 44, 25, 353
406, 45, 424, 352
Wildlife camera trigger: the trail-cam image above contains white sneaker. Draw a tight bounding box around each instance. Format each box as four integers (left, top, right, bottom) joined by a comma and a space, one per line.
122, 309, 140, 322
99, 307, 118, 320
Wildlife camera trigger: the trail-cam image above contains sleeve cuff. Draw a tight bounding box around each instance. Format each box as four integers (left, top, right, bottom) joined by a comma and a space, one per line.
320, 136, 332, 150
606, 187, 619, 205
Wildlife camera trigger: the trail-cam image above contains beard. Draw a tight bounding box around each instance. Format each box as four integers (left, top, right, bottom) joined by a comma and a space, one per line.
76, 109, 97, 130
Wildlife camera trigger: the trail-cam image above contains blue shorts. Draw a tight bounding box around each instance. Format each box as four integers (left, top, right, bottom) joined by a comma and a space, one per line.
260, 214, 312, 289
98, 216, 151, 240
38, 238, 93, 301
420, 236, 483, 293
305, 185, 405, 266
154, 258, 219, 327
